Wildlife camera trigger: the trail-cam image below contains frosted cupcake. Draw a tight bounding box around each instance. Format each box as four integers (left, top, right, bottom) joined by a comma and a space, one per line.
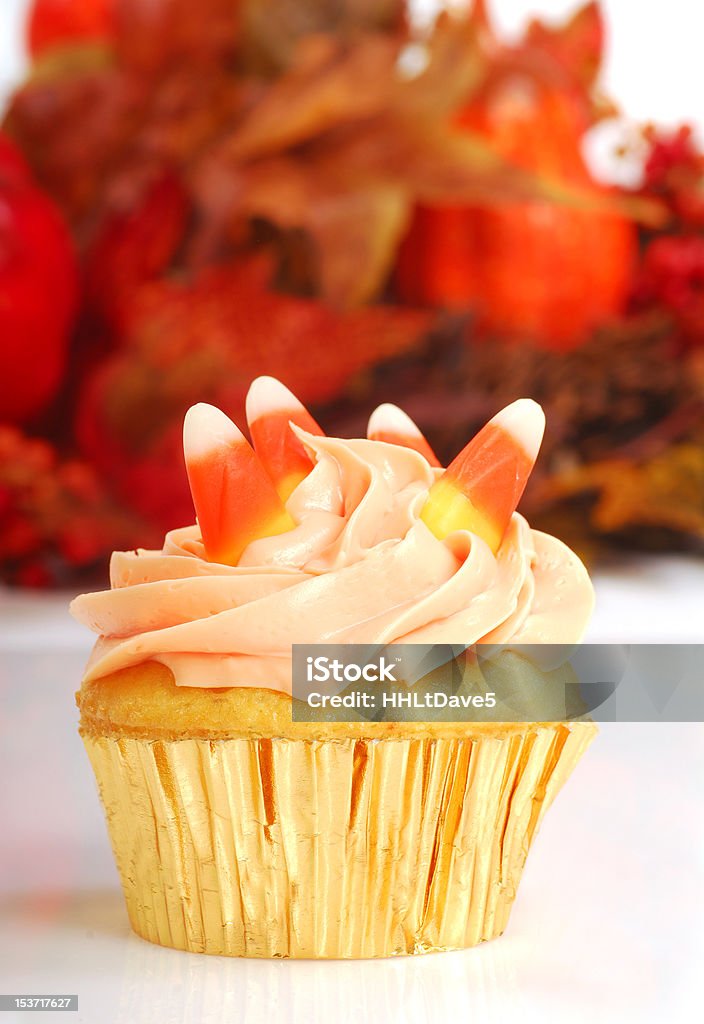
72, 377, 595, 958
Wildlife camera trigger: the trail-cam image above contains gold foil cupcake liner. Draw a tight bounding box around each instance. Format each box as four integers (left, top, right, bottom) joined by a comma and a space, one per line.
83, 724, 595, 958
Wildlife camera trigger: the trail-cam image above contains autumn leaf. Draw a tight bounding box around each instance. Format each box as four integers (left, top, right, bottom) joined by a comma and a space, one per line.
6, 34, 246, 227
398, 10, 486, 120
219, 34, 403, 162
113, 0, 238, 72
481, 1, 613, 126
190, 19, 604, 306
227, 14, 486, 160
238, 0, 406, 74
523, 2, 605, 98
74, 255, 431, 528
536, 444, 704, 538
86, 168, 190, 323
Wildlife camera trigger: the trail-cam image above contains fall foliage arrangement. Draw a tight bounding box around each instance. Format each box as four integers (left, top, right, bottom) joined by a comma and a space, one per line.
1, 0, 703, 586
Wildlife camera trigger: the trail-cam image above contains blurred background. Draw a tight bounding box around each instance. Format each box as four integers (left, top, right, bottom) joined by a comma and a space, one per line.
0, 0, 703, 589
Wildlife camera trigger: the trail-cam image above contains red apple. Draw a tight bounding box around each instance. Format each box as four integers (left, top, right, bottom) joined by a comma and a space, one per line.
0, 133, 80, 424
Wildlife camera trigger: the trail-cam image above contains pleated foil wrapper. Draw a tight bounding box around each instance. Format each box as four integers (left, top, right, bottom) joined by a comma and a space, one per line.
83, 724, 595, 958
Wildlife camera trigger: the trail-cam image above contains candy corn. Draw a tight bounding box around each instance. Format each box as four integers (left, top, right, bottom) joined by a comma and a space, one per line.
421, 399, 545, 552
184, 403, 294, 565
246, 376, 324, 501
367, 403, 441, 466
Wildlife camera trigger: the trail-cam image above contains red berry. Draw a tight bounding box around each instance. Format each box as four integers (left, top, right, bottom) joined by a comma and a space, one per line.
58, 516, 105, 564
643, 126, 699, 190
2, 515, 41, 559
86, 170, 189, 328
27, 0, 116, 57
642, 125, 704, 228
636, 235, 704, 347
0, 135, 31, 182
0, 140, 80, 425
16, 560, 54, 589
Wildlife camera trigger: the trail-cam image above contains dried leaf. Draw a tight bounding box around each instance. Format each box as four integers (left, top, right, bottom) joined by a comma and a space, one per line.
6, 65, 139, 223
239, 0, 406, 74
398, 12, 486, 120
25, 40, 114, 85
541, 445, 704, 538
86, 169, 190, 322
523, 2, 605, 95
222, 34, 402, 161
190, 17, 604, 306
193, 153, 409, 306
114, 0, 238, 72
74, 257, 431, 528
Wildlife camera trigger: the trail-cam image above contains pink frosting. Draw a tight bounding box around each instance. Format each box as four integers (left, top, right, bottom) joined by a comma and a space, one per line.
71, 431, 594, 691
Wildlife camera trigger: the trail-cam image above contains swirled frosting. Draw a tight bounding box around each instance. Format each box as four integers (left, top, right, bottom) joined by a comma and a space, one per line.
71, 430, 594, 691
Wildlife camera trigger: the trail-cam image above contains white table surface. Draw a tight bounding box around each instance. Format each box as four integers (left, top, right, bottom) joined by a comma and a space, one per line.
1, 557, 703, 1024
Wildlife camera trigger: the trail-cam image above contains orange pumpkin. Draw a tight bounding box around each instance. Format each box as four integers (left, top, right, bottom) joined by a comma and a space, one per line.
396, 80, 637, 351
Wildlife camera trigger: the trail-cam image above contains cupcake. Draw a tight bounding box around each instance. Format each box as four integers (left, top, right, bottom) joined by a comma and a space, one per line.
71, 377, 596, 958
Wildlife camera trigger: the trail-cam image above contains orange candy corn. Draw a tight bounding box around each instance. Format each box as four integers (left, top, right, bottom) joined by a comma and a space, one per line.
246, 376, 324, 501
367, 403, 441, 467
421, 399, 545, 552
184, 403, 294, 565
